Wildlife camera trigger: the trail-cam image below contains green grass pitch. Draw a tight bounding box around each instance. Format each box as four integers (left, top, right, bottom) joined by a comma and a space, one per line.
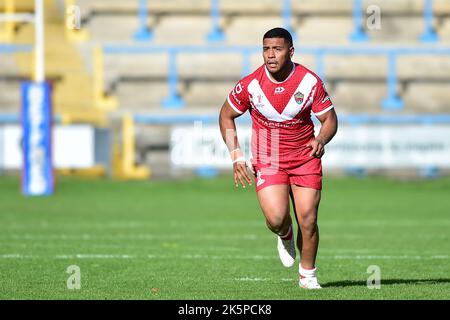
0, 175, 449, 299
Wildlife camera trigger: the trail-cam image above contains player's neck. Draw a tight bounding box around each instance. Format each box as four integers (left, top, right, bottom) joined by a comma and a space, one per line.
266, 62, 294, 83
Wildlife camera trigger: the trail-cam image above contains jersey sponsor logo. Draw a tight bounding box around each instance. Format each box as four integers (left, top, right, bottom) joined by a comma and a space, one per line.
294, 91, 304, 105
231, 91, 242, 105
234, 82, 243, 94
231, 82, 244, 105
256, 170, 265, 187
274, 87, 285, 94
321, 96, 330, 104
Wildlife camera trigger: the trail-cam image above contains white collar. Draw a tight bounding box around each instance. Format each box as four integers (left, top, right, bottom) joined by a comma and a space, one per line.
264, 62, 295, 84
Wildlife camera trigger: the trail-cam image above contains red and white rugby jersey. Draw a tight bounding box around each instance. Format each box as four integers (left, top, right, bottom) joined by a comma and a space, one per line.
227, 63, 334, 167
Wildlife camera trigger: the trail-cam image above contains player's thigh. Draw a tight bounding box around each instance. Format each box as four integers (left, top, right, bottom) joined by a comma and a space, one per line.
290, 185, 321, 222
256, 184, 291, 225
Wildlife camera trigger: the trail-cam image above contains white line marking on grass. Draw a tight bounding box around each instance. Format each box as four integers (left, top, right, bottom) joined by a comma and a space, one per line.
234, 277, 294, 282
321, 220, 450, 227
2, 219, 448, 231
331, 255, 449, 260
0, 234, 260, 241
0, 220, 264, 230
0, 254, 448, 260
0, 233, 447, 243
431, 255, 449, 259
149, 254, 273, 260
0, 254, 34, 259
210, 255, 271, 260
235, 277, 269, 282
55, 254, 135, 259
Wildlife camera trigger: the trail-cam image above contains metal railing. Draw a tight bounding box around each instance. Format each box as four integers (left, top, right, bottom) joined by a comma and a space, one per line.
351, 0, 438, 43
134, 0, 297, 43
0, 44, 32, 53
134, 0, 438, 43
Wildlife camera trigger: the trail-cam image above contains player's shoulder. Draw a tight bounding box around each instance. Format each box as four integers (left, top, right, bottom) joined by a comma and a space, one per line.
295, 62, 322, 82
294, 63, 324, 85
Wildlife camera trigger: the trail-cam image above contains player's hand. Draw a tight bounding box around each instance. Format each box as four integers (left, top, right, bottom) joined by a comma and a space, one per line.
233, 161, 253, 189
306, 138, 326, 158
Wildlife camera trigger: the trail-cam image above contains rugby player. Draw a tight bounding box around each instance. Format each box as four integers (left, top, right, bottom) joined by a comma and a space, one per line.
219, 27, 338, 289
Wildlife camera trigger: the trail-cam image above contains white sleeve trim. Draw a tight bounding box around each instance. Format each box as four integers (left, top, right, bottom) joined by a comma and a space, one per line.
313, 105, 334, 116
227, 95, 244, 114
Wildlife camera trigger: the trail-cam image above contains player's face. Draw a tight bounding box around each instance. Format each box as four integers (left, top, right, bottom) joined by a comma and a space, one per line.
262, 37, 294, 74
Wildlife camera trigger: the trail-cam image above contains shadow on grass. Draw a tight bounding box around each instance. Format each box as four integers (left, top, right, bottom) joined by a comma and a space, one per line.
324, 278, 450, 288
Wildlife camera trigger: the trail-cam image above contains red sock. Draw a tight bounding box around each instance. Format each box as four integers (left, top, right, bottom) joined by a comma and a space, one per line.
280, 225, 293, 240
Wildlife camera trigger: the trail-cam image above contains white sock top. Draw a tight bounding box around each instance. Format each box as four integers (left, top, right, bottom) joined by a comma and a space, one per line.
299, 265, 317, 278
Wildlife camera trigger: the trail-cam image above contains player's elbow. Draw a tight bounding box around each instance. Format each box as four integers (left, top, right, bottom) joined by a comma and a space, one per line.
219, 103, 234, 124
331, 111, 338, 132
325, 109, 338, 133
219, 106, 228, 128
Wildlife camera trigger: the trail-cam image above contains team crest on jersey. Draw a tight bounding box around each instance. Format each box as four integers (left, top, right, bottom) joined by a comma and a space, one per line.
254, 94, 264, 108
294, 91, 304, 105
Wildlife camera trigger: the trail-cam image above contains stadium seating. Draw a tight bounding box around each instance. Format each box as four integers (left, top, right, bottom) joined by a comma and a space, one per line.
1, 0, 450, 178
74, 0, 450, 114
0, 80, 21, 112
0, 53, 21, 75
294, 17, 353, 45
116, 82, 169, 112
1, 0, 449, 115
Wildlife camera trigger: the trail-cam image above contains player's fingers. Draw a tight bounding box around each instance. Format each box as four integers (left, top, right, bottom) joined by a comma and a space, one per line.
234, 165, 244, 187
236, 172, 246, 188
315, 144, 323, 158
319, 148, 325, 158
246, 159, 255, 175
310, 144, 318, 157
306, 138, 317, 148
237, 162, 252, 184
234, 164, 245, 187
242, 167, 253, 185
236, 164, 251, 187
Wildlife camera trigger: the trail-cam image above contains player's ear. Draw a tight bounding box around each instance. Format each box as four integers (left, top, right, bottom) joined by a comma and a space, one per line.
289, 46, 294, 58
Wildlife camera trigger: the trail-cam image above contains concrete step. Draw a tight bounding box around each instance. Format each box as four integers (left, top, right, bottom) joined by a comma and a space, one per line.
116, 81, 170, 111
225, 16, 284, 45
403, 83, 450, 113
330, 81, 389, 113
0, 81, 21, 111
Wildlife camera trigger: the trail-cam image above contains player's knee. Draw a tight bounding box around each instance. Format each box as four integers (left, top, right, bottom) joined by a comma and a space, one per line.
299, 208, 318, 231
265, 213, 288, 233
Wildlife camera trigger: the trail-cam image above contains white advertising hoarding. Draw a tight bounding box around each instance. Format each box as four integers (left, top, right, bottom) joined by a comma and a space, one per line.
170, 124, 450, 169
0, 125, 95, 169
323, 125, 450, 168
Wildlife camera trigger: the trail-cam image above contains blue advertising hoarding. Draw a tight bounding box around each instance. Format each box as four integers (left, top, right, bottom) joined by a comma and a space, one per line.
21, 82, 54, 196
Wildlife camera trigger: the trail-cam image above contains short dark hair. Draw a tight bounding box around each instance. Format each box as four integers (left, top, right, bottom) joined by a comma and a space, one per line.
263, 27, 293, 47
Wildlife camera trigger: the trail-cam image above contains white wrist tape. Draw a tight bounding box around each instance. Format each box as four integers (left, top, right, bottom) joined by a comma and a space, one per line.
232, 156, 246, 163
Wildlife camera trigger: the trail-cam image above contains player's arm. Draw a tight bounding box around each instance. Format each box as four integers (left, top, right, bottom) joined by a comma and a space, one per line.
307, 108, 338, 158
219, 100, 253, 188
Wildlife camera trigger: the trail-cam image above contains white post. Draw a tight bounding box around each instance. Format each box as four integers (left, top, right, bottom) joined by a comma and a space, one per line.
34, 0, 44, 83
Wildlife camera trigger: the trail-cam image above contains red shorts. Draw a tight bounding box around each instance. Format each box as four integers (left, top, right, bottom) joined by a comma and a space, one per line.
252, 157, 322, 192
